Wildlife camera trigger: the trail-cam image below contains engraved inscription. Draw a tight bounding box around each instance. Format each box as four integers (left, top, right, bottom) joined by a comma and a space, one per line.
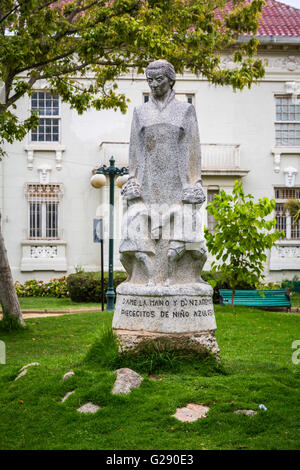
120, 296, 213, 320
121, 310, 155, 317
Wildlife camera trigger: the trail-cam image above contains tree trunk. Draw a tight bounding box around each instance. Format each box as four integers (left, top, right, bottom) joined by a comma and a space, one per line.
231, 288, 235, 307
0, 214, 25, 327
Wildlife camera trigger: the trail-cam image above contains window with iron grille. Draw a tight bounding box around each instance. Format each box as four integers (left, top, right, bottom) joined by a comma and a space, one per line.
31, 91, 60, 142
143, 93, 194, 104
25, 184, 63, 239
207, 189, 219, 233
275, 187, 300, 239
275, 96, 300, 146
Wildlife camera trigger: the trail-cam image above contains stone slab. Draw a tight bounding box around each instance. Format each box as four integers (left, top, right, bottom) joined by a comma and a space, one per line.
113, 290, 216, 334
234, 409, 257, 416
112, 368, 143, 395
116, 282, 213, 296
115, 329, 220, 357
62, 371, 75, 381
77, 402, 100, 414
61, 391, 75, 403
20, 362, 40, 371
15, 369, 28, 381
173, 403, 210, 422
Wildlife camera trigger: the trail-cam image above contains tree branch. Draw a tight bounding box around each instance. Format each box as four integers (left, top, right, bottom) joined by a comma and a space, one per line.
6, 73, 39, 108
15, 48, 77, 75
65, 0, 100, 24
0, 0, 27, 25
38, 59, 143, 79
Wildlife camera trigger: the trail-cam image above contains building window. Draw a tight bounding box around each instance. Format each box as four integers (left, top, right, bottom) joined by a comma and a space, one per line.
275, 96, 300, 146
207, 189, 219, 233
25, 184, 63, 239
275, 187, 300, 239
143, 93, 194, 104
31, 91, 60, 142
175, 93, 194, 104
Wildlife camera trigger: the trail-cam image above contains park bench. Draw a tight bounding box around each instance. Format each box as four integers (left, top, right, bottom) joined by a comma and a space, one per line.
219, 289, 291, 311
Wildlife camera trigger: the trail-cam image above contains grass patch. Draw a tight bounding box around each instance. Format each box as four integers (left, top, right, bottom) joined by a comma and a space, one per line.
0, 306, 299, 450
290, 292, 300, 308
18, 297, 102, 310
0, 311, 27, 332
85, 325, 226, 375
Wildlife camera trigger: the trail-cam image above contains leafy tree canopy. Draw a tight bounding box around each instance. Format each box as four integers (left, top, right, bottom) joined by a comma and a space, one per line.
204, 180, 284, 304
0, 0, 265, 156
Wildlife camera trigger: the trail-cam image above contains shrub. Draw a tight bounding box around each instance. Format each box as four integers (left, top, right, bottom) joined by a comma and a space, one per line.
263, 281, 282, 290
15, 276, 68, 298
202, 272, 286, 303
201, 271, 253, 304
281, 275, 300, 292
204, 180, 284, 305
67, 271, 127, 302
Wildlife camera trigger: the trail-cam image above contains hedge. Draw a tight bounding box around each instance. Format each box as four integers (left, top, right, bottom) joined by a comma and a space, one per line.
281, 279, 300, 292
15, 277, 68, 298
67, 271, 128, 302
15, 270, 261, 303
67, 270, 254, 304
201, 271, 254, 304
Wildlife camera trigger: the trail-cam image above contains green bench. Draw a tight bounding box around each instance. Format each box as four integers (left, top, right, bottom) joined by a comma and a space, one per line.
219, 289, 291, 311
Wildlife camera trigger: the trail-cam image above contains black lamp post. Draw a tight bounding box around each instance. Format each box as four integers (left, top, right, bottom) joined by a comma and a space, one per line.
94, 156, 128, 310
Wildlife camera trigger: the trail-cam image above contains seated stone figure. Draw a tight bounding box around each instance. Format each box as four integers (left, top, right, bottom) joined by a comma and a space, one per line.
151, 203, 208, 286
120, 59, 206, 285
113, 60, 219, 358
119, 199, 155, 286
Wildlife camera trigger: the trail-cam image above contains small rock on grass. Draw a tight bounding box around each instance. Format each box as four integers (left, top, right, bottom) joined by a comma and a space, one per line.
173, 403, 210, 422
77, 402, 100, 414
19, 362, 40, 372
234, 409, 257, 416
148, 374, 162, 381
15, 369, 28, 381
62, 371, 75, 381
112, 368, 143, 395
61, 391, 75, 403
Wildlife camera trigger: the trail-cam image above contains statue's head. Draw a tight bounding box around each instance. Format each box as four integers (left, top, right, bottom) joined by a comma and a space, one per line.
146, 60, 176, 98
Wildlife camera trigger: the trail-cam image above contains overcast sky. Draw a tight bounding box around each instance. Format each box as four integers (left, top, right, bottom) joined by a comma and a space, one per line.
277, 0, 300, 8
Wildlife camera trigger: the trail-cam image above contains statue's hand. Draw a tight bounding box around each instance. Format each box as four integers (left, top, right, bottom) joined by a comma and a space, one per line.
121, 178, 141, 200
182, 182, 206, 204
151, 225, 161, 240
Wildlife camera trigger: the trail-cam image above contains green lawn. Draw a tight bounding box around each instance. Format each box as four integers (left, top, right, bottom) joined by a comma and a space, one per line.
290, 292, 300, 308
18, 297, 102, 310
0, 306, 299, 450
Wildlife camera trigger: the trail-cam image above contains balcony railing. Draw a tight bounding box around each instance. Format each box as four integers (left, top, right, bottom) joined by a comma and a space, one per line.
201, 144, 240, 169
20, 239, 67, 272
270, 240, 300, 271
98, 141, 242, 171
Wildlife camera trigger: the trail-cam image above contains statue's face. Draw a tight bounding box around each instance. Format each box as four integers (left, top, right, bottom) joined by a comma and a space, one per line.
146, 68, 172, 98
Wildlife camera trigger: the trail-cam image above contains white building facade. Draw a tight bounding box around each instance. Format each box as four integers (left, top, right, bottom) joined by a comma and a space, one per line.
1, 1, 300, 284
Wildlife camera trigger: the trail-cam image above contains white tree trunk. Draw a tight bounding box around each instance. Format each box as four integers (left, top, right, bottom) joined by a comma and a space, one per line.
0, 214, 25, 327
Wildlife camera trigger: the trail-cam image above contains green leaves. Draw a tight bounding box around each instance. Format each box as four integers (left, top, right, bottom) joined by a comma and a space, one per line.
204, 180, 284, 301
0, 109, 39, 159
284, 199, 300, 228
0, 0, 265, 155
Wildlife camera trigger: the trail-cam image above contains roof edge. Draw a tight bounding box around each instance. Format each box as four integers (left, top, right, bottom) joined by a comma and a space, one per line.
238, 35, 300, 44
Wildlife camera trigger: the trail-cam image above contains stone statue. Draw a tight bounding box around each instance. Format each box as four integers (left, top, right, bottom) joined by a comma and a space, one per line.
113, 60, 219, 357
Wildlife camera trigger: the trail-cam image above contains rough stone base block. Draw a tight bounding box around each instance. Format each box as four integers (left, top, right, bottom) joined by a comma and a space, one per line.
114, 329, 220, 358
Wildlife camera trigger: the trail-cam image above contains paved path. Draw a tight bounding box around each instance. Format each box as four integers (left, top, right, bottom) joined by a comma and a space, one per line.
22, 311, 99, 319
0, 308, 104, 320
